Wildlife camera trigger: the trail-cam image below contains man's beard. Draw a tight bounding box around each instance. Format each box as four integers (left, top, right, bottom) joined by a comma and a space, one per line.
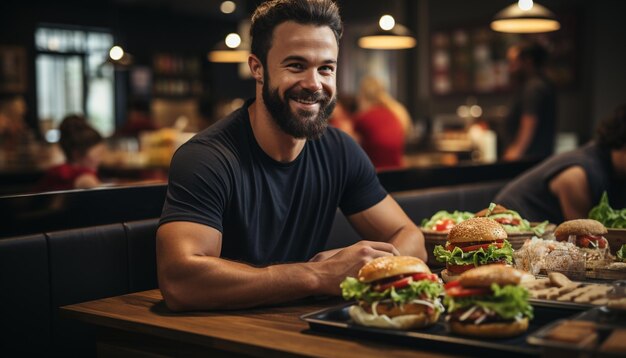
262, 74, 336, 140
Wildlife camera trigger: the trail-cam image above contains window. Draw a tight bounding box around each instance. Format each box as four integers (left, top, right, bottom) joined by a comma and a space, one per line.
35, 26, 115, 140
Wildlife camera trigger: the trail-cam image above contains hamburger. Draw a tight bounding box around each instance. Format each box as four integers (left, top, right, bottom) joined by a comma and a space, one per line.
340, 256, 443, 329
475, 203, 548, 236
444, 265, 533, 338
554, 219, 609, 250
433, 217, 514, 283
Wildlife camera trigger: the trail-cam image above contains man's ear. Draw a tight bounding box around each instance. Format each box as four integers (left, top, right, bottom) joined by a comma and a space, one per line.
248, 54, 264, 84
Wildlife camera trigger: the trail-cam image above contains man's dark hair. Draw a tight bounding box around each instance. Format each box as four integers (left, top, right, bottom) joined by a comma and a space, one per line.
596, 104, 626, 149
250, 0, 343, 66
518, 42, 549, 68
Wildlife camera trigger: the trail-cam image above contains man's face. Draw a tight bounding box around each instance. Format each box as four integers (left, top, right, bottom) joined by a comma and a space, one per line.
261, 21, 338, 140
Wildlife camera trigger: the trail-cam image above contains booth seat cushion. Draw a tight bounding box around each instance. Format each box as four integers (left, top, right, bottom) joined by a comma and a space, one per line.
324, 181, 506, 250
0, 234, 51, 356
47, 223, 129, 357
125, 218, 159, 292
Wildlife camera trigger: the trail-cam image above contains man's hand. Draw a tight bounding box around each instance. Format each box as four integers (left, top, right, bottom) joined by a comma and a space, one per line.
308, 248, 341, 262
311, 240, 399, 295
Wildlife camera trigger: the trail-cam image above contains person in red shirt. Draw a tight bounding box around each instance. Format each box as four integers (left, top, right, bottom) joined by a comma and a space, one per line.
37, 115, 105, 191
354, 76, 410, 169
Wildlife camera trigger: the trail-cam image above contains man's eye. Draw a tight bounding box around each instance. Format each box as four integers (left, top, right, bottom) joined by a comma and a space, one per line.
319, 66, 335, 73
288, 63, 304, 70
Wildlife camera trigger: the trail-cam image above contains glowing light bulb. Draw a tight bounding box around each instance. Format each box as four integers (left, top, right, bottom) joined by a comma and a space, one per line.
225, 33, 241, 49
220, 1, 236, 14
109, 46, 124, 60
379, 15, 395, 31
518, 0, 534, 11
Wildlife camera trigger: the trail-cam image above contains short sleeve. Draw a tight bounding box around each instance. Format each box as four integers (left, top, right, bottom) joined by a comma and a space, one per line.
522, 79, 548, 116
159, 141, 232, 232
338, 135, 387, 215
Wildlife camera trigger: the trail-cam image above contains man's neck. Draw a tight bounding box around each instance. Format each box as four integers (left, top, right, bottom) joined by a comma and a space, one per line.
248, 99, 306, 163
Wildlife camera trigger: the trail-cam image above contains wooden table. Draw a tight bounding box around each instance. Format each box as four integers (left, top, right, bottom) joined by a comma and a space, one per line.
61, 289, 456, 357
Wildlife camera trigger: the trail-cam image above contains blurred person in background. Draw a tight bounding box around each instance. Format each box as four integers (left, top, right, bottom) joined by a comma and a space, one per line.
502, 42, 556, 161
0, 94, 28, 148
37, 115, 105, 191
354, 76, 411, 169
328, 93, 356, 138
115, 98, 158, 138
495, 104, 626, 223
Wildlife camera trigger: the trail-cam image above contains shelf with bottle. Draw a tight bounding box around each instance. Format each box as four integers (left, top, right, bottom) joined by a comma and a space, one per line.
152, 53, 202, 98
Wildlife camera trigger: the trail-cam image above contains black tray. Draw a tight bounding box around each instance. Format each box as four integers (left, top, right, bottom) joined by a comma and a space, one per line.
301, 303, 575, 357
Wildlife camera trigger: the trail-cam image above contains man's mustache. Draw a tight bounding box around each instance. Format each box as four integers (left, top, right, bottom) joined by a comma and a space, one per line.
287, 89, 330, 103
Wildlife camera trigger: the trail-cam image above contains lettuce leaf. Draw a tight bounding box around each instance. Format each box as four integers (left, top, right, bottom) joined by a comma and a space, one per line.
589, 192, 626, 228
340, 277, 443, 305
444, 284, 533, 320
617, 244, 626, 262
421, 210, 474, 229
433, 240, 514, 266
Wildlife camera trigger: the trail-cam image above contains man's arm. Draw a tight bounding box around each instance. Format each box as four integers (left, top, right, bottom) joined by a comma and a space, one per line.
346, 195, 426, 261
503, 114, 538, 161
157, 221, 398, 311
548, 166, 592, 220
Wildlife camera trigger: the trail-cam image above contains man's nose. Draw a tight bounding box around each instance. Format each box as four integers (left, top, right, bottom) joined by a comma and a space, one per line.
300, 69, 323, 93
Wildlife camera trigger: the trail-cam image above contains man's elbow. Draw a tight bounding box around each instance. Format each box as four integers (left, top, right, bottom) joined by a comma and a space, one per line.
158, 275, 195, 312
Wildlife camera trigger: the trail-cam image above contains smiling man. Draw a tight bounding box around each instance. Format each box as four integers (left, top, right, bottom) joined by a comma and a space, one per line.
156, 0, 425, 311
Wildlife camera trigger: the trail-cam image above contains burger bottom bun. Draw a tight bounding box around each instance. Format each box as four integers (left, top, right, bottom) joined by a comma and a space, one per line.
441, 269, 460, 283
449, 318, 529, 338
349, 305, 440, 330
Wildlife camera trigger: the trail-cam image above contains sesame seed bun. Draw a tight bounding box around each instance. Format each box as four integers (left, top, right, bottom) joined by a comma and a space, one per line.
554, 219, 608, 238
458, 265, 524, 288
449, 318, 529, 338
440, 269, 460, 283
475, 204, 509, 217
447, 217, 508, 244
358, 256, 431, 283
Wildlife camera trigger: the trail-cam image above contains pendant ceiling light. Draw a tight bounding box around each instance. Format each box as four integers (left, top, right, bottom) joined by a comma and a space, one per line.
106, 45, 133, 68
491, 0, 560, 33
358, 15, 416, 50
208, 33, 249, 63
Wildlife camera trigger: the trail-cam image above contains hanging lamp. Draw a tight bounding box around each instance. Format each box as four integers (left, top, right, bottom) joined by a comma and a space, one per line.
491, 0, 560, 33
358, 15, 416, 50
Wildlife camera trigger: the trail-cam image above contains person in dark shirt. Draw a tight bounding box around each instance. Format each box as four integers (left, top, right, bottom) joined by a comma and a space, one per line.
157, 0, 425, 312
502, 42, 557, 161
495, 105, 626, 223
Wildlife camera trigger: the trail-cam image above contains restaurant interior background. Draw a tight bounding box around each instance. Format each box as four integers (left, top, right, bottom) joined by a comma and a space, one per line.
0, 0, 625, 195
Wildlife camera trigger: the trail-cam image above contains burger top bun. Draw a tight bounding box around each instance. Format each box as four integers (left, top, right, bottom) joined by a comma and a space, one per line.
475, 204, 509, 217
358, 256, 430, 283
458, 265, 524, 288
447, 217, 507, 244
554, 219, 608, 238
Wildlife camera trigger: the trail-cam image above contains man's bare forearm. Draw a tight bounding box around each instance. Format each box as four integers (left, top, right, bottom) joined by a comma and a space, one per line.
389, 225, 426, 261
159, 256, 323, 311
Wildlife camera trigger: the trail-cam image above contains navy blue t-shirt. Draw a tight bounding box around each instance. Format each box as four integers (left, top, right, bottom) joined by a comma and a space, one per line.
495, 142, 626, 224
159, 99, 387, 265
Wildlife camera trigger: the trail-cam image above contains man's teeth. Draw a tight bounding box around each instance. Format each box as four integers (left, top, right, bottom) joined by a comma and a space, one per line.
294, 98, 317, 104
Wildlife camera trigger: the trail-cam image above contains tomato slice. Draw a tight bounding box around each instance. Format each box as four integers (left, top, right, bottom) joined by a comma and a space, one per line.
494, 217, 520, 226
444, 280, 461, 289
373, 272, 439, 292
446, 240, 504, 252
412, 273, 438, 282
446, 286, 492, 297
374, 277, 411, 292
434, 219, 455, 232
576, 235, 607, 249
